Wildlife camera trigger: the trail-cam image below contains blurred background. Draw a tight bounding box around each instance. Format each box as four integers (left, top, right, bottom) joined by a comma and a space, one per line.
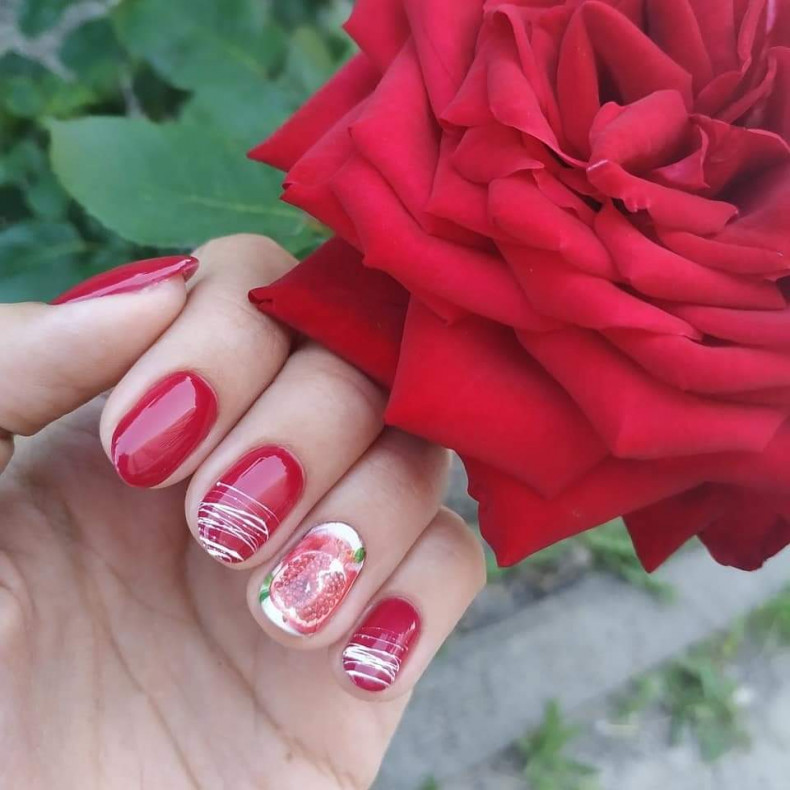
1, 1, 789, 788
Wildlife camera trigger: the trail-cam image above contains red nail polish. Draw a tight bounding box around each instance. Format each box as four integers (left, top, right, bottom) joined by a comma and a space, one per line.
51, 255, 199, 305
342, 598, 420, 692
112, 372, 218, 488
197, 447, 305, 564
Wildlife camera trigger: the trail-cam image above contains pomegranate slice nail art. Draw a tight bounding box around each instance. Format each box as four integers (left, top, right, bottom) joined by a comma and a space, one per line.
342, 598, 420, 692
259, 522, 365, 636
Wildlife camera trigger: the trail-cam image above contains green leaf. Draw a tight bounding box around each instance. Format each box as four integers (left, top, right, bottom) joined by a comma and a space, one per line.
49, 116, 314, 251
0, 54, 96, 119
113, 0, 287, 91
3, 139, 71, 219
259, 574, 274, 603
60, 18, 128, 98
180, 76, 293, 148
0, 220, 88, 302
283, 25, 337, 95
16, 0, 73, 37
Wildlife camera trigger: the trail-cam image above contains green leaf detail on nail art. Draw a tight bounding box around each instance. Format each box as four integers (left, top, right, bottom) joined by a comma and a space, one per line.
353, 546, 366, 564
259, 573, 274, 603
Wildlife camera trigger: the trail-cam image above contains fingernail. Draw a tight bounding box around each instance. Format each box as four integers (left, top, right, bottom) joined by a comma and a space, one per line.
197, 446, 305, 565
51, 255, 199, 305
112, 372, 218, 488
259, 522, 365, 636
342, 598, 420, 692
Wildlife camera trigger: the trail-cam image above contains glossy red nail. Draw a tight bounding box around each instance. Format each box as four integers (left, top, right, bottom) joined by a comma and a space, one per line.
197, 446, 305, 564
112, 372, 218, 488
342, 598, 421, 692
51, 255, 198, 305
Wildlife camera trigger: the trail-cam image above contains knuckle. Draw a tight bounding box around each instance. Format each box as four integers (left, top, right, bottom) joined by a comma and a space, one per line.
429, 509, 487, 590
194, 234, 296, 281
293, 345, 387, 423
367, 431, 450, 507
212, 287, 292, 353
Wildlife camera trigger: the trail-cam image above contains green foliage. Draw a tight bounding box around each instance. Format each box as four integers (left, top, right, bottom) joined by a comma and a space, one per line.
747, 585, 790, 647
1, 0, 346, 301
49, 117, 319, 249
485, 519, 676, 602
520, 702, 598, 790
580, 520, 676, 602
662, 637, 750, 762
112, 0, 287, 91
616, 628, 750, 763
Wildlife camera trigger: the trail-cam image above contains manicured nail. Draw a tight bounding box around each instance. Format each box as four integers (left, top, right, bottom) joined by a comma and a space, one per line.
197, 446, 305, 565
260, 522, 365, 636
51, 255, 199, 305
112, 372, 218, 488
342, 598, 420, 692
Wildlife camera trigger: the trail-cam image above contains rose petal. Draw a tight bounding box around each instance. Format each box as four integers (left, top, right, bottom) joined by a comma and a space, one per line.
763, 47, 790, 140
605, 329, 790, 393
589, 90, 691, 173
249, 55, 379, 171
249, 238, 408, 387
658, 227, 787, 275
387, 301, 607, 496
331, 156, 553, 330
490, 175, 616, 277
700, 492, 790, 570
581, 2, 695, 105
646, 0, 714, 90
596, 202, 785, 308
625, 485, 727, 572
452, 124, 546, 183
717, 161, 790, 256
519, 327, 786, 458
403, 0, 483, 115
503, 244, 701, 337
586, 158, 738, 233
466, 454, 706, 566
696, 116, 790, 196
344, 0, 410, 70
665, 303, 790, 346
687, 0, 739, 73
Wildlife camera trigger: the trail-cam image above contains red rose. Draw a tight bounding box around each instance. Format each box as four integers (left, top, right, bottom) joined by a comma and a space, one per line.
250, 0, 790, 572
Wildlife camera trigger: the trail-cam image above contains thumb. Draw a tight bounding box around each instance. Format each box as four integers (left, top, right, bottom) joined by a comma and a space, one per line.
0, 255, 196, 472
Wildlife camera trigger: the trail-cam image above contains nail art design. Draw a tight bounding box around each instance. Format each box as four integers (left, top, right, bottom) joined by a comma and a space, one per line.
111, 371, 218, 488
197, 447, 304, 564
342, 598, 420, 692
260, 522, 365, 636
51, 255, 198, 304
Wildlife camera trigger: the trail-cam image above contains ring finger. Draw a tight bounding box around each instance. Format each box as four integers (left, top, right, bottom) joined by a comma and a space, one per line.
246, 430, 450, 648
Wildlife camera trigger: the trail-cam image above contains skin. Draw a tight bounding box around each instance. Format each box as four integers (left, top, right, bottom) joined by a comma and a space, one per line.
0, 236, 486, 790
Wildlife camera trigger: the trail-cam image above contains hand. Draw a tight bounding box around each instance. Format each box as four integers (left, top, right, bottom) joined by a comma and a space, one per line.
0, 235, 485, 790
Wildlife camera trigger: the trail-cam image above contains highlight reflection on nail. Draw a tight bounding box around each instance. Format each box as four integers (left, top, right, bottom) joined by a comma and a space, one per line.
259, 522, 365, 636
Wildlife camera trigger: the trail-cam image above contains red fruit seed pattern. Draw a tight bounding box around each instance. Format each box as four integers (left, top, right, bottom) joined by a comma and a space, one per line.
260, 522, 365, 635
